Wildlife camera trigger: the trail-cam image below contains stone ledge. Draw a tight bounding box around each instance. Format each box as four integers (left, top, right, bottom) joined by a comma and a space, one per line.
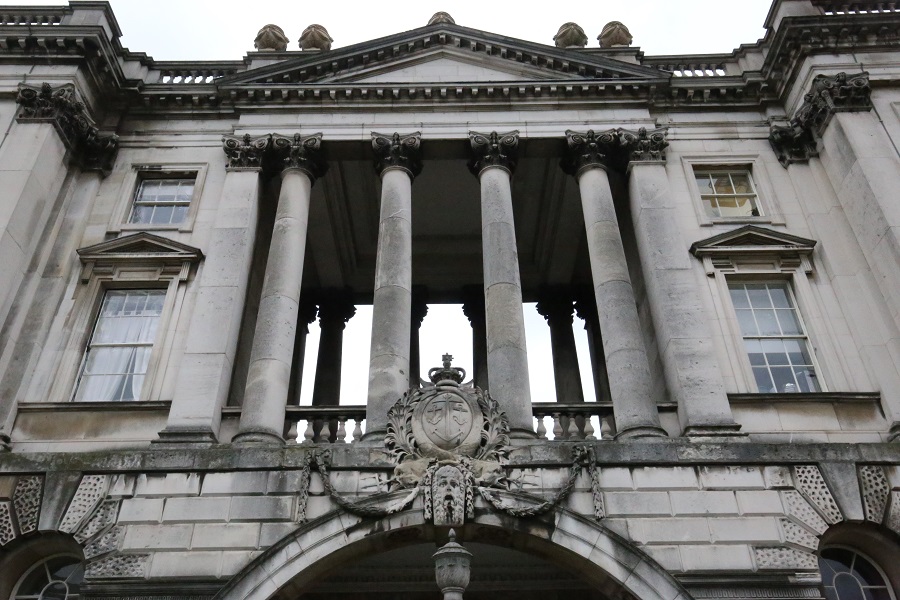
728, 392, 881, 404
16, 401, 172, 413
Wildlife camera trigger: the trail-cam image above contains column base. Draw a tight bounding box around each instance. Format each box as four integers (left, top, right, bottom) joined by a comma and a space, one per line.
888, 421, 900, 442
682, 424, 747, 442
614, 425, 669, 441
153, 427, 218, 447
231, 431, 285, 447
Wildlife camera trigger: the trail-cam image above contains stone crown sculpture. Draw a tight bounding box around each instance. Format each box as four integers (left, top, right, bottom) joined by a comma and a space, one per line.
299, 24, 333, 51
254, 24, 288, 52
428, 12, 456, 25
598, 21, 633, 48
553, 22, 588, 48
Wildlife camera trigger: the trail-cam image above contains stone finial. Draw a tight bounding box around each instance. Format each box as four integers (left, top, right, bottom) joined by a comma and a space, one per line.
254, 24, 289, 52
467, 131, 519, 176
299, 24, 333, 51
553, 22, 588, 48
598, 21, 633, 48
433, 530, 473, 600
222, 134, 272, 170
428, 11, 455, 25
371, 132, 423, 178
271, 133, 328, 181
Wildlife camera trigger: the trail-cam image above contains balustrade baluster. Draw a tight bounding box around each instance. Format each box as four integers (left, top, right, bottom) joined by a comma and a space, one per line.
302, 420, 315, 445
535, 415, 547, 439
336, 418, 348, 444
583, 413, 596, 441
552, 413, 563, 440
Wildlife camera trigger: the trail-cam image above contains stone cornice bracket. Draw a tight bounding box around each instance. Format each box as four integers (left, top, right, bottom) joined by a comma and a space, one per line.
769, 72, 870, 168
222, 133, 271, 170
272, 133, 328, 182
16, 82, 119, 175
561, 129, 617, 177
467, 130, 519, 176
619, 127, 668, 164
371, 131, 423, 179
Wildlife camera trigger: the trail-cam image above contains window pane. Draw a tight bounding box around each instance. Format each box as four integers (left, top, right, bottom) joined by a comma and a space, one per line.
768, 285, 791, 308
776, 309, 802, 335
711, 174, 733, 194
729, 285, 750, 308
755, 309, 781, 335
746, 284, 771, 308
853, 555, 888, 585
834, 573, 865, 600
695, 175, 714, 194
770, 366, 797, 392
130, 176, 194, 225
735, 309, 758, 336
745, 339, 766, 366
701, 197, 718, 218
752, 367, 774, 393
762, 339, 789, 365
151, 205, 174, 225
731, 172, 752, 193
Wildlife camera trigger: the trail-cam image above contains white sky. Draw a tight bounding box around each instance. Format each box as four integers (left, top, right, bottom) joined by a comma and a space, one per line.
14, 0, 775, 412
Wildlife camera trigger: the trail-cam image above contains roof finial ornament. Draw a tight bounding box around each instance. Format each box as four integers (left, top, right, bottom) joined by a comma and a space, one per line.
553, 22, 588, 48
254, 24, 289, 52
598, 21, 633, 48
299, 24, 333, 51
428, 12, 455, 25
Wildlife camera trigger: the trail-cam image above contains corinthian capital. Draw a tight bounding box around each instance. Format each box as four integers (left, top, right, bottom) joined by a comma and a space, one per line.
561, 129, 618, 176
618, 127, 668, 163
467, 130, 519, 176
272, 133, 327, 181
222, 134, 271, 170
371, 132, 423, 178
16, 82, 119, 175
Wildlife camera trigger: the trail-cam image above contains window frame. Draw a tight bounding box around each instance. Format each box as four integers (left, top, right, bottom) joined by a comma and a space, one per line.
818, 546, 897, 600
682, 155, 784, 227
107, 163, 208, 234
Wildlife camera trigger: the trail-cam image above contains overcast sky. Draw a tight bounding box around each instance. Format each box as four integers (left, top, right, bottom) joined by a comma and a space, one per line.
13, 0, 776, 422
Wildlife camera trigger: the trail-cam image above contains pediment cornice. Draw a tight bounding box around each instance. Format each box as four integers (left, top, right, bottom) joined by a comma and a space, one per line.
690, 225, 817, 274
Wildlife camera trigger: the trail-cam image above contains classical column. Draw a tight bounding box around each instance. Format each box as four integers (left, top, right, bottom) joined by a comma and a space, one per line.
770, 71, 900, 439
160, 134, 271, 443
462, 287, 489, 390
311, 293, 356, 407
409, 287, 429, 388
563, 131, 665, 438
468, 131, 533, 437
574, 293, 612, 404
288, 297, 319, 406
536, 291, 584, 403
622, 127, 741, 438
234, 134, 326, 445
364, 132, 422, 438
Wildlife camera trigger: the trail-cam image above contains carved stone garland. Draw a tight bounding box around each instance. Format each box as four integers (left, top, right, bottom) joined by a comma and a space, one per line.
16, 82, 119, 174
312, 357, 596, 525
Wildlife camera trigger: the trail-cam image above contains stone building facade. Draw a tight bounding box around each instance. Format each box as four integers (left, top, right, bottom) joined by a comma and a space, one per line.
0, 1, 899, 598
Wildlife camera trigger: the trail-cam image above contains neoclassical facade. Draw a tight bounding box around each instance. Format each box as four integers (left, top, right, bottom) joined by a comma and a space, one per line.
0, 1, 900, 598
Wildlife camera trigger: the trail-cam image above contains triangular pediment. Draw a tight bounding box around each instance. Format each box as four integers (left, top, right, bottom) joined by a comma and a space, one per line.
690, 225, 817, 255
217, 23, 668, 89
77, 232, 204, 263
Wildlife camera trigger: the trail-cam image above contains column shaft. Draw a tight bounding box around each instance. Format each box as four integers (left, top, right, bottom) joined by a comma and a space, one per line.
479, 166, 533, 435
462, 290, 489, 390
235, 168, 313, 444
537, 295, 584, 403
365, 168, 413, 435
576, 167, 665, 437
312, 296, 355, 407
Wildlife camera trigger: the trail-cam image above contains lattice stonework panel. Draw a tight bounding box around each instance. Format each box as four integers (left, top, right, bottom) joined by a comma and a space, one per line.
858, 465, 890, 523
59, 475, 108, 533
793, 466, 843, 524
0, 500, 16, 545
783, 490, 829, 533
85, 554, 150, 578
13, 476, 42, 535
778, 517, 819, 551
83, 525, 125, 559
887, 491, 900, 535
74, 499, 119, 544
754, 546, 818, 570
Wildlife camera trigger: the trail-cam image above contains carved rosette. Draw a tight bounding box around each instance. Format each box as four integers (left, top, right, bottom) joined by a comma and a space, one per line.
769, 72, 870, 167
619, 127, 668, 163
561, 129, 617, 176
467, 130, 519, 176
222, 133, 272, 170
254, 24, 289, 52
16, 82, 119, 175
271, 133, 327, 181
372, 132, 423, 178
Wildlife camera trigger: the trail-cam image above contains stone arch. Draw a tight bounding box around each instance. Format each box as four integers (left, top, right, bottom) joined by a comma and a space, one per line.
216, 497, 691, 600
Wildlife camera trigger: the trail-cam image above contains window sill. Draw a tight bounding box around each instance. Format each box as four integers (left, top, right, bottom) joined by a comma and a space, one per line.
701, 216, 781, 227
109, 223, 194, 235
17, 401, 172, 413
728, 392, 880, 404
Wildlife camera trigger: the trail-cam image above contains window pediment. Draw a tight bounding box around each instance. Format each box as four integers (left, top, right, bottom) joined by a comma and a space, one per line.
690, 225, 817, 274
76, 232, 203, 282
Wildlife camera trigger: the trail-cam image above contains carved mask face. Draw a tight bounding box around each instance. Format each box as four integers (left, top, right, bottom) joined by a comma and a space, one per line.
432, 465, 465, 527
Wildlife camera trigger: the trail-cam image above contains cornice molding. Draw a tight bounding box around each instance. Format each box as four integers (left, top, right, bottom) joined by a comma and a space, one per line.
467, 130, 519, 176
16, 82, 119, 175
371, 131, 423, 178
272, 132, 327, 181
769, 71, 870, 167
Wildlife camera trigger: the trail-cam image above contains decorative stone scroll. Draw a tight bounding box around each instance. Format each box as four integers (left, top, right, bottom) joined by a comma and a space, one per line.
858, 465, 890, 523
16, 82, 119, 174
769, 72, 871, 167
272, 133, 328, 181
468, 131, 519, 175
254, 24, 289, 52
222, 133, 272, 169
554, 23, 588, 48
372, 132, 423, 178
312, 356, 592, 525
